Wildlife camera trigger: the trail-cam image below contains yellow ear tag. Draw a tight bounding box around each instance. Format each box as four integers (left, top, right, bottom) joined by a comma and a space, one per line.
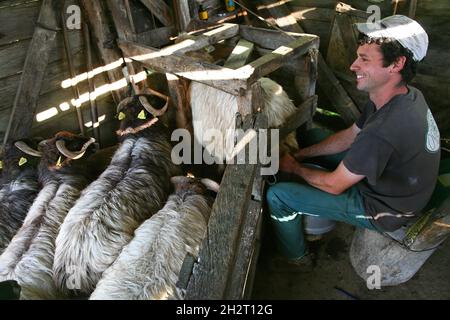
56, 156, 62, 167
118, 112, 126, 120
0, 161, 3, 169
19, 157, 28, 166
138, 109, 147, 120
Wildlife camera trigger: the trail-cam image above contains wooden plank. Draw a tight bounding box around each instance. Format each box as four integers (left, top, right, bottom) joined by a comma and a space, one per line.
164, 23, 239, 55
224, 39, 254, 69
135, 26, 177, 48
239, 25, 305, 50
279, 95, 317, 140
185, 112, 265, 300
334, 12, 358, 67
106, 0, 137, 41
0, 0, 41, 46
289, 5, 335, 22
166, 74, 192, 132
409, 0, 418, 19
3, 0, 65, 144
139, 0, 174, 27
226, 199, 263, 299
118, 38, 247, 95
245, 35, 319, 86
0, 30, 83, 80
80, 0, 128, 104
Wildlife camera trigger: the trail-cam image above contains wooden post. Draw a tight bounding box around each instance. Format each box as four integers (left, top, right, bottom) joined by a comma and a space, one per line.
409, 0, 418, 19
3, 0, 64, 145
61, 10, 85, 136
139, 0, 174, 27
107, 0, 147, 93
83, 23, 101, 144
79, 0, 128, 104
173, 0, 191, 33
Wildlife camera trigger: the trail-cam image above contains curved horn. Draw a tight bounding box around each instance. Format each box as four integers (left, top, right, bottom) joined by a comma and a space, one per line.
138, 95, 169, 117
170, 176, 189, 185
14, 141, 43, 157
55, 137, 96, 160
201, 178, 220, 193
116, 97, 134, 113
143, 87, 170, 101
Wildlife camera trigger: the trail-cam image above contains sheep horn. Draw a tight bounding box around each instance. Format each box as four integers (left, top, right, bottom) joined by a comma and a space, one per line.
201, 178, 220, 193
138, 95, 169, 117
55, 137, 96, 160
170, 176, 188, 185
116, 97, 134, 113
14, 141, 43, 157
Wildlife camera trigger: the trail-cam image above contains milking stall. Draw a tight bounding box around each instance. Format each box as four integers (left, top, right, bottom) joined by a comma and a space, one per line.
0, 0, 449, 302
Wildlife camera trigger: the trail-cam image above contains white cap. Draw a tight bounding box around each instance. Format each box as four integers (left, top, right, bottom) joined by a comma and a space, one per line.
355, 15, 428, 61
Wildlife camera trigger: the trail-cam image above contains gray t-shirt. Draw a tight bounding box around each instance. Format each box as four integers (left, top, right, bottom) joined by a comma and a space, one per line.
343, 86, 440, 231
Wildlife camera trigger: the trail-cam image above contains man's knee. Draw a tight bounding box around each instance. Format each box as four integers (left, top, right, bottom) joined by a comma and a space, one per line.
266, 183, 298, 220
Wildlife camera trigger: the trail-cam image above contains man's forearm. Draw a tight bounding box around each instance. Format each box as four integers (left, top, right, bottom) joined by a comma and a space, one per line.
294, 165, 337, 194
298, 126, 357, 159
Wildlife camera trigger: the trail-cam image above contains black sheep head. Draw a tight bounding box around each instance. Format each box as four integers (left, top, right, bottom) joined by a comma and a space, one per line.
115, 89, 169, 138
38, 131, 97, 172
0, 138, 42, 181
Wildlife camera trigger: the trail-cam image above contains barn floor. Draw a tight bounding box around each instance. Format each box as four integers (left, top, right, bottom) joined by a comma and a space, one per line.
250, 114, 450, 300
251, 220, 450, 300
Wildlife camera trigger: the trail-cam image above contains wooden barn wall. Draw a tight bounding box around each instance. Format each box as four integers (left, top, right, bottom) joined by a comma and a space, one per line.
287, 0, 450, 137
0, 0, 119, 147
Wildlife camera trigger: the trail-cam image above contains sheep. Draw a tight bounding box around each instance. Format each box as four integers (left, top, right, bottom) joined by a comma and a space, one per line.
53, 91, 182, 297
89, 176, 219, 300
0, 139, 42, 254
0, 132, 97, 299
190, 77, 299, 163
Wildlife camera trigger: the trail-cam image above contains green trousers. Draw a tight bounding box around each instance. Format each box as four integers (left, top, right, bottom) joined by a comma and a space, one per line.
266, 128, 376, 259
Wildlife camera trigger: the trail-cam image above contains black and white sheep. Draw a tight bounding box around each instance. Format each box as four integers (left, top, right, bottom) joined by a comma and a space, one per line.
90, 176, 219, 300
0, 132, 97, 299
0, 139, 42, 254
53, 91, 182, 296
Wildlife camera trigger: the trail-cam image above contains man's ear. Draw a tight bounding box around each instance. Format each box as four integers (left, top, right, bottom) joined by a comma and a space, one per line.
391, 56, 407, 73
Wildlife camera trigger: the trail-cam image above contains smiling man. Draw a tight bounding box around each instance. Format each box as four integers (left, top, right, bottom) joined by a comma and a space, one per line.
266, 15, 441, 268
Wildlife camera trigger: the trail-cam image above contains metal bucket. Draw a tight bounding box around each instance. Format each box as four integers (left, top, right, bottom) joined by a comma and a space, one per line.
301, 163, 337, 235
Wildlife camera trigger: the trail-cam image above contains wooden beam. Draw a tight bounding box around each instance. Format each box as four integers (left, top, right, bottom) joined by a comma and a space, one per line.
224, 39, 254, 69
106, 0, 137, 41
80, 0, 128, 104
135, 26, 177, 48
244, 35, 319, 86
139, 0, 174, 27
118, 38, 247, 95
408, 0, 418, 19
3, 0, 64, 144
107, 0, 147, 93
185, 112, 265, 299
173, 0, 191, 33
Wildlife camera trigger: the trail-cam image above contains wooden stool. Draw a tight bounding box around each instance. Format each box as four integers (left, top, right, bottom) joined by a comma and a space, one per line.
350, 160, 450, 286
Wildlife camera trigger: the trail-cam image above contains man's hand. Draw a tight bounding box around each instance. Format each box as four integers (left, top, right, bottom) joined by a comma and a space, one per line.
279, 153, 300, 174
292, 149, 307, 163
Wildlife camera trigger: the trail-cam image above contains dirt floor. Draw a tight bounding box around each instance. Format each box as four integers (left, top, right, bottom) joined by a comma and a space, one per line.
251, 220, 450, 300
